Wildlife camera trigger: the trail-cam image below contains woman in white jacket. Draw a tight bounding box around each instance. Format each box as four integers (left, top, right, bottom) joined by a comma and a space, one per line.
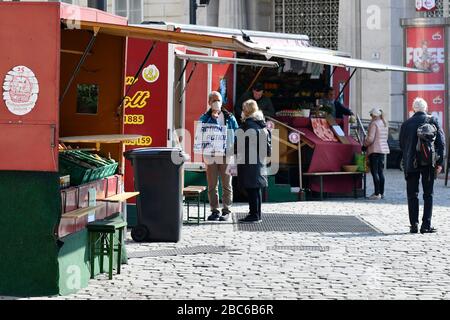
364, 108, 390, 200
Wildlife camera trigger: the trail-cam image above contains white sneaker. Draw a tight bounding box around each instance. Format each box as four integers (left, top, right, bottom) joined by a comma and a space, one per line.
368, 194, 381, 201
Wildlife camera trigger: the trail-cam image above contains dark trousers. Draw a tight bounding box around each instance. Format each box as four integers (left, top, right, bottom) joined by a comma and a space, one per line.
369, 153, 385, 196
246, 188, 262, 220
406, 167, 435, 229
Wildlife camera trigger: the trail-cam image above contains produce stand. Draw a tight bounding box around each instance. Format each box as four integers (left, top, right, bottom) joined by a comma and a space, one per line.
138, 23, 421, 202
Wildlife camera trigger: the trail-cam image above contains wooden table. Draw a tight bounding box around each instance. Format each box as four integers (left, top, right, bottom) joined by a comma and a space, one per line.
60, 134, 142, 151
303, 171, 366, 201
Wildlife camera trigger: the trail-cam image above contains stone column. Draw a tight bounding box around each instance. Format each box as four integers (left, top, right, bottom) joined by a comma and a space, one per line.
246, 0, 272, 31
338, 1, 362, 117
218, 0, 247, 29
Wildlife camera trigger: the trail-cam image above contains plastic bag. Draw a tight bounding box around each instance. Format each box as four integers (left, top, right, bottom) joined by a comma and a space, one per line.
355, 153, 369, 173
225, 157, 238, 177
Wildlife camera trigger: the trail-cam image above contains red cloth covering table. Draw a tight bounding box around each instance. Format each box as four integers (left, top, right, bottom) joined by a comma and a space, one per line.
275, 116, 362, 194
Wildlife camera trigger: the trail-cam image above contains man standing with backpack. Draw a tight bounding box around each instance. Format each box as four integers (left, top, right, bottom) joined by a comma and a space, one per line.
400, 98, 445, 234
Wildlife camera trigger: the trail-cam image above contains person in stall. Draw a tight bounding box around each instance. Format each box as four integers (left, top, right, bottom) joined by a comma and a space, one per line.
234, 82, 276, 124
321, 87, 354, 119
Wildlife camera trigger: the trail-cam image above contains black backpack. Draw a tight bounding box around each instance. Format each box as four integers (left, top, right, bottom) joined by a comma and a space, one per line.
415, 117, 438, 168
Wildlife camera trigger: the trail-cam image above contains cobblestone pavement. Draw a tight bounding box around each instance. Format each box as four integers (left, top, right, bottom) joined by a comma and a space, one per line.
4, 170, 450, 300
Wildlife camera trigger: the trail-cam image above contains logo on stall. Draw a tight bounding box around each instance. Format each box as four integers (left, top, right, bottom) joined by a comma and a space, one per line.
432, 32, 442, 41
142, 65, 160, 83
416, 0, 436, 11
2, 66, 39, 116
433, 96, 444, 105
266, 121, 275, 131
288, 132, 301, 144
423, 0, 436, 10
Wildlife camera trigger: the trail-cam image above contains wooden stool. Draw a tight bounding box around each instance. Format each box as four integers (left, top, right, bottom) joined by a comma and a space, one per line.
183, 186, 207, 225
87, 217, 127, 280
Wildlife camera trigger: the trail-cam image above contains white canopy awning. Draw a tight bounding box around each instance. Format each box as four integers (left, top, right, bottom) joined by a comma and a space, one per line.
265, 48, 423, 73
131, 22, 424, 73
175, 52, 279, 68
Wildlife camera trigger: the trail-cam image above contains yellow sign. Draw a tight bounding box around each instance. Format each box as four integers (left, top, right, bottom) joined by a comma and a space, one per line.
126, 76, 139, 85
124, 136, 153, 147
124, 91, 150, 109
124, 114, 145, 125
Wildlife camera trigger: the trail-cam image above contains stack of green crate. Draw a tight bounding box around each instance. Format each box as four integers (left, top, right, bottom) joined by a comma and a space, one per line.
59, 151, 118, 186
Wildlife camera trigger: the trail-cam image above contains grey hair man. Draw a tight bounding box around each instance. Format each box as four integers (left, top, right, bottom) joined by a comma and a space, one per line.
399, 97, 445, 234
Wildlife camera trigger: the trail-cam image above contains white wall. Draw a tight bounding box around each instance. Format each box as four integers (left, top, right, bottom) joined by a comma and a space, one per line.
107, 0, 188, 24
141, 0, 188, 23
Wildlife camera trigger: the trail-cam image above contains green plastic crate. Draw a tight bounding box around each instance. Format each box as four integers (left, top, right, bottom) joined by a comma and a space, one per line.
59, 157, 92, 186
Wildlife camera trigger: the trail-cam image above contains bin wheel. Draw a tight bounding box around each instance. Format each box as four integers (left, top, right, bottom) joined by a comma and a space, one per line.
131, 225, 149, 243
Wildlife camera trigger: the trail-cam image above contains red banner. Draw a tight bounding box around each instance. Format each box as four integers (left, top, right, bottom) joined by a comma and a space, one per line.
406, 26, 446, 130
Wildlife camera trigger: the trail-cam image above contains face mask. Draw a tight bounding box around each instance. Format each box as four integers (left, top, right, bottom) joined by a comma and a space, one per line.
211, 101, 222, 111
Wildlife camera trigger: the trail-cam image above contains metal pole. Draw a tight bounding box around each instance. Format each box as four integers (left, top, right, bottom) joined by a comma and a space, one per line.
60, 29, 99, 105
116, 42, 157, 116
247, 66, 265, 92
190, 0, 198, 25
355, 0, 362, 116
179, 62, 198, 103
336, 69, 357, 103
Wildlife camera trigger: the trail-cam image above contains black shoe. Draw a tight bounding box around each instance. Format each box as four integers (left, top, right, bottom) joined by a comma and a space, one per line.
420, 227, 437, 234
207, 212, 221, 221
219, 213, 230, 222
410, 224, 419, 234
239, 215, 261, 224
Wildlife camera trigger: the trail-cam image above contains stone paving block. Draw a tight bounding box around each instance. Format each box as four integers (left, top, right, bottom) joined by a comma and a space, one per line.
6, 170, 450, 300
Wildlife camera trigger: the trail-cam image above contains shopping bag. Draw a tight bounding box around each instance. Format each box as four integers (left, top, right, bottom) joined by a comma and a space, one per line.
355, 153, 369, 173
225, 157, 238, 177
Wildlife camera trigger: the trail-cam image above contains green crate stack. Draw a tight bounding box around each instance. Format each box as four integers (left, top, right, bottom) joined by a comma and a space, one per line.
59, 151, 118, 186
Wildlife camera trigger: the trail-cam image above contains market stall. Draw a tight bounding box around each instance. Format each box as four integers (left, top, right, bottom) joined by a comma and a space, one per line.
140, 23, 421, 202
0, 2, 134, 297
123, 32, 280, 217
0, 2, 272, 297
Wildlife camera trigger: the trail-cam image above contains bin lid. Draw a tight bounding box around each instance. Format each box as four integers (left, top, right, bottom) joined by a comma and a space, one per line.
124, 147, 189, 161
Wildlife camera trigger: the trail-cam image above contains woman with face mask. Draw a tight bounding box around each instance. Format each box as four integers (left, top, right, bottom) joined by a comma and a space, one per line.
199, 91, 239, 222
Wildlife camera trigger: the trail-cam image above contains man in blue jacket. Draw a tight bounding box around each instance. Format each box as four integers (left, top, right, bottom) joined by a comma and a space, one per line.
400, 97, 445, 234
199, 91, 239, 222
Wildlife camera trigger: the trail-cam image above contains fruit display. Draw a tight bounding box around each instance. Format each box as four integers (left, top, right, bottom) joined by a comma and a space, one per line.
276, 109, 310, 117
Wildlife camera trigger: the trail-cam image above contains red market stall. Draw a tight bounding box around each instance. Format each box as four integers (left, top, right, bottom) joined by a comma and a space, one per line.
135, 23, 421, 202
0, 2, 267, 297
0, 2, 130, 297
